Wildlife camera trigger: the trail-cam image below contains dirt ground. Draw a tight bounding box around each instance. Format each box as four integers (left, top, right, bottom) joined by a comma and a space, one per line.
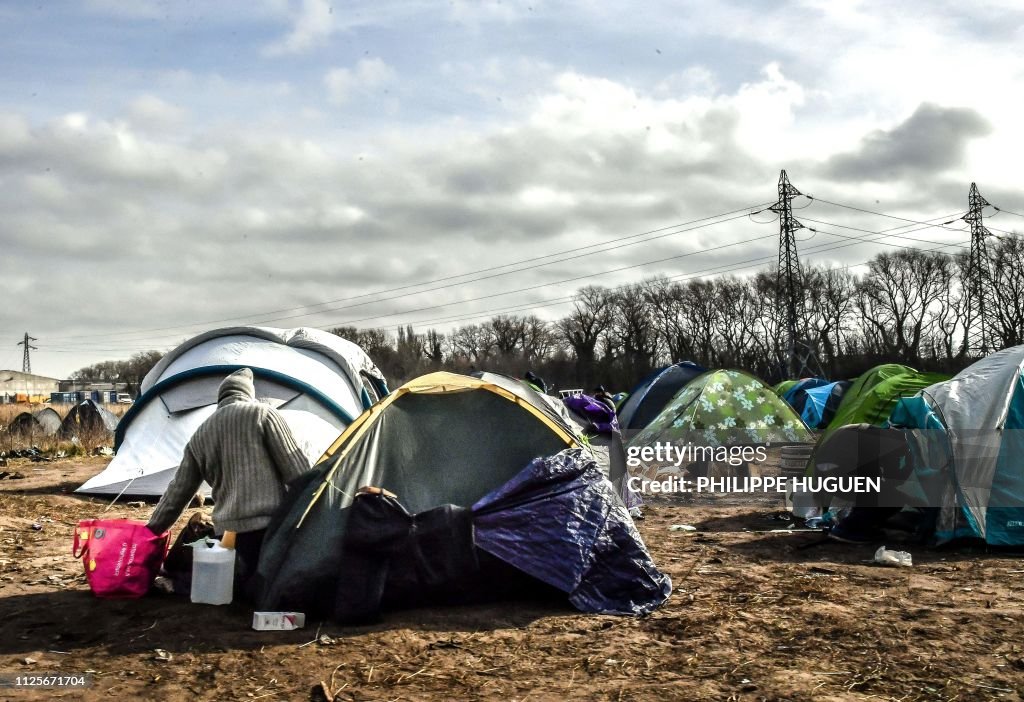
1, 457, 1024, 701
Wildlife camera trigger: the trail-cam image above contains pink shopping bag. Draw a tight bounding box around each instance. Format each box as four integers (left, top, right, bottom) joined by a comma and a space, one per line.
72, 519, 170, 599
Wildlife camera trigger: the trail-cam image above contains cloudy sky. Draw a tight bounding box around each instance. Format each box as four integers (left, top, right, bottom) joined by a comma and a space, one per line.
2, 0, 1022, 378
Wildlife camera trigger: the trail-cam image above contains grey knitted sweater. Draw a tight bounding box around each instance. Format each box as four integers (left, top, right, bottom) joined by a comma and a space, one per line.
147, 368, 312, 534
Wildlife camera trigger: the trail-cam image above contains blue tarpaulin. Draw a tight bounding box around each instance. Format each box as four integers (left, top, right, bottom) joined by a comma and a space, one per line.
473, 449, 672, 616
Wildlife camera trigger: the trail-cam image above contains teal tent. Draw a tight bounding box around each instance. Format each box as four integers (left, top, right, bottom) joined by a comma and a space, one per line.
890, 345, 1024, 545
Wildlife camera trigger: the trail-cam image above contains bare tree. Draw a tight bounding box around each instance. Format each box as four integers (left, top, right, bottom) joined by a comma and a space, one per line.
447, 324, 492, 363
923, 254, 968, 364
485, 316, 528, 357
680, 279, 719, 366
856, 250, 951, 364
611, 283, 659, 381
804, 265, 857, 375
991, 234, 1024, 348
71, 350, 163, 396
643, 277, 692, 364
522, 316, 556, 360
425, 329, 445, 365
556, 286, 614, 384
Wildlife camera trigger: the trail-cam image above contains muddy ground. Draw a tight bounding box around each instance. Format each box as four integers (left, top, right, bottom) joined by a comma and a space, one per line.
1, 456, 1023, 701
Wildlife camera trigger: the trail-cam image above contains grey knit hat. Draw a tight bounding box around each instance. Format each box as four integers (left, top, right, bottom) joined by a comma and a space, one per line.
218, 367, 256, 403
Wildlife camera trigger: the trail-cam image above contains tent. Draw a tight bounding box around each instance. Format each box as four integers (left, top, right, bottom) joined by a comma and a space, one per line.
58, 400, 119, 441
785, 380, 851, 430
7, 407, 62, 437
617, 361, 706, 437
629, 369, 813, 450
803, 365, 949, 484
77, 326, 386, 497
773, 379, 800, 397
253, 371, 670, 621
819, 365, 949, 442
781, 378, 830, 407
887, 345, 1024, 545
800, 422, 910, 517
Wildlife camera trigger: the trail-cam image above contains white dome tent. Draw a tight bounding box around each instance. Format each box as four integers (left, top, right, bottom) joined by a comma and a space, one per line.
77, 326, 387, 497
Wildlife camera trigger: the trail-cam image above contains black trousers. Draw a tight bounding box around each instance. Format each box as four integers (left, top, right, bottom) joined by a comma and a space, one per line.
234, 528, 266, 605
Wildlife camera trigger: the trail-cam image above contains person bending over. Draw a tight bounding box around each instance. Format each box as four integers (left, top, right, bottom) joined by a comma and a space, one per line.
146, 367, 312, 600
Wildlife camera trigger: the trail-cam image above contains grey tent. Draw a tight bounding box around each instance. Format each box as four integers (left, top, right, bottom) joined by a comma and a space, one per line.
7, 407, 62, 437
58, 400, 119, 441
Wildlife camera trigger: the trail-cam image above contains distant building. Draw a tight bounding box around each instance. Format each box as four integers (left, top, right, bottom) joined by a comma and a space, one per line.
55, 379, 132, 405
0, 370, 61, 404
59, 379, 129, 393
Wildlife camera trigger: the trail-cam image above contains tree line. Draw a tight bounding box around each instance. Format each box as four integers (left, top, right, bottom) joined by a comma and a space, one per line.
72, 234, 1023, 396
69, 350, 164, 396
331, 236, 1024, 392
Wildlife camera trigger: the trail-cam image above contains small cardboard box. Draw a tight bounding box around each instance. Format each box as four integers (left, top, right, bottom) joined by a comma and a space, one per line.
252, 611, 306, 631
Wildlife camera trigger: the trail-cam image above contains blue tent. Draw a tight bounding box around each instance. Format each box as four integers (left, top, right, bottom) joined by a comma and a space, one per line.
889, 345, 1024, 545
617, 361, 706, 436
797, 381, 851, 430
781, 377, 829, 412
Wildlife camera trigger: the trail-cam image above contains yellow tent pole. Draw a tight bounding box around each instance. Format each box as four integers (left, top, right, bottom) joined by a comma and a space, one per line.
295, 372, 580, 528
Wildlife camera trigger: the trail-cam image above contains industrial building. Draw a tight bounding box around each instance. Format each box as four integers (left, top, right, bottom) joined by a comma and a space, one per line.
0, 370, 61, 404
0, 372, 131, 404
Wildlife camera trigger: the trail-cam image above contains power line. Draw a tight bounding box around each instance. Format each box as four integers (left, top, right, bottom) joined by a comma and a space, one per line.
46, 225, 783, 350
802, 217, 969, 249
220, 210, 770, 330
395, 233, 974, 331
806, 196, 969, 228
245, 233, 784, 330
994, 206, 1024, 218
44, 202, 774, 344
808, 195, 1016, 240
321, 217, 972, 331
46, 193, 986, 352
38, 211, 971, 355
37, 227, 972, 360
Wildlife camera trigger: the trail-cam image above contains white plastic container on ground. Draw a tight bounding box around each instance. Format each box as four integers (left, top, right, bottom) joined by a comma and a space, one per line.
190, 539, 235, 604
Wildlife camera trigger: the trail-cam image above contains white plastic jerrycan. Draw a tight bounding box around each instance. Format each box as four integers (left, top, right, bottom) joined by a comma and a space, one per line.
190, 538, 236, 605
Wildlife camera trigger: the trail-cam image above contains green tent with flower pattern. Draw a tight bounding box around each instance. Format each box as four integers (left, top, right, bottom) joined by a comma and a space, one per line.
628, 369, 813, 449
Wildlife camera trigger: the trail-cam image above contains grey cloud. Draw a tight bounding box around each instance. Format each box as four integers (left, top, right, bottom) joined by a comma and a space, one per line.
823, 103, 991, 182
1, 83, 957, 377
